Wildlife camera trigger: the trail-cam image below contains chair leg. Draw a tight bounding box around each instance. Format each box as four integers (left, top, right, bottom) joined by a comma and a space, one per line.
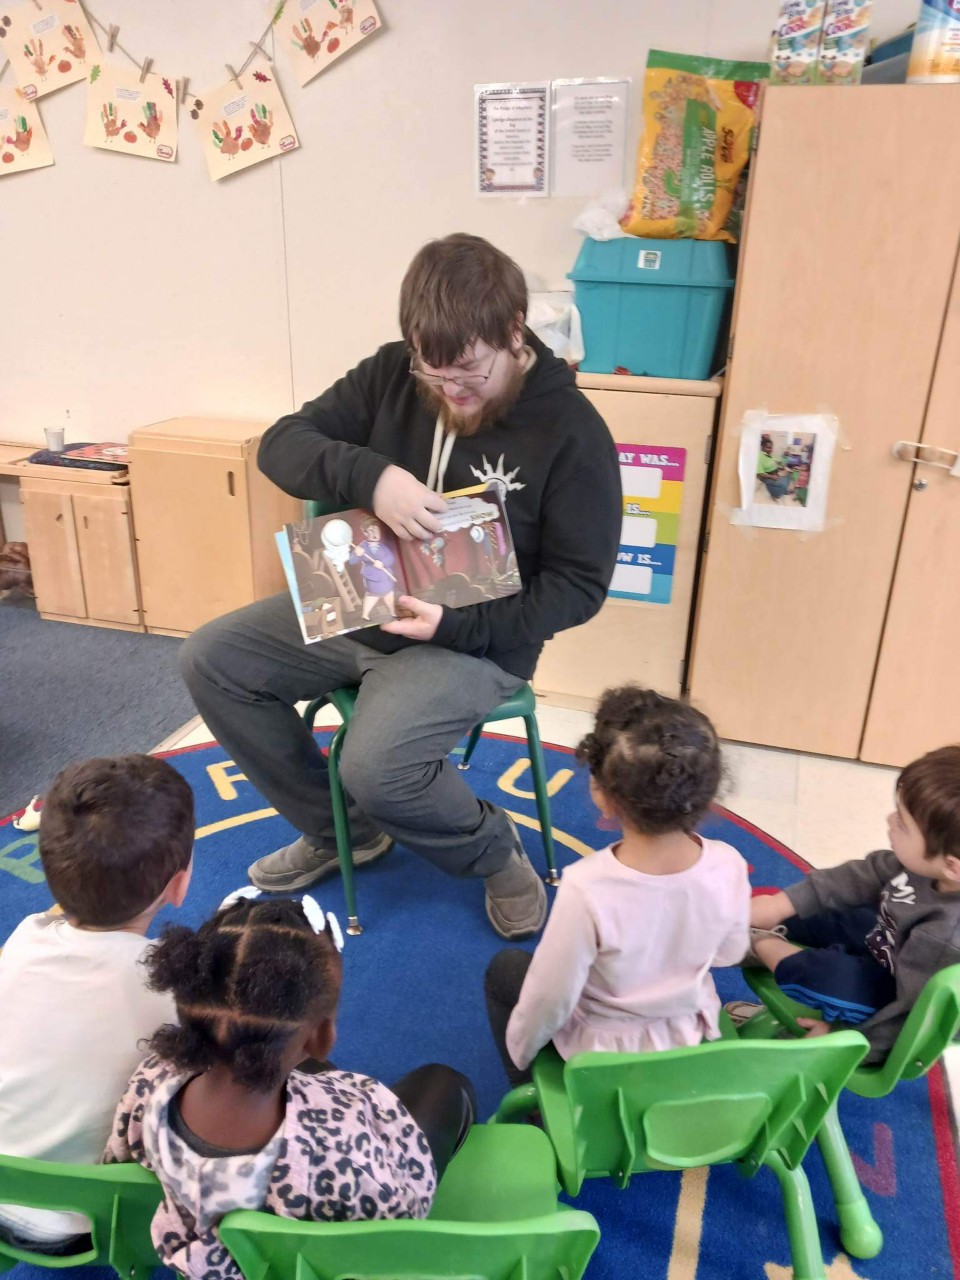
763, 1150, 827, 1280
523, 714, 559, 885
490, 1083, 540, 1125
458, 723, 483, 771
734, 1006, 786, 1041
816, 1100, 883, 1259
327, 726, 362, 936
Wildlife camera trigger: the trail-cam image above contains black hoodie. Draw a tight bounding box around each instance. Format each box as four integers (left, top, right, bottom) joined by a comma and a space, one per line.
258, 333, 621, 679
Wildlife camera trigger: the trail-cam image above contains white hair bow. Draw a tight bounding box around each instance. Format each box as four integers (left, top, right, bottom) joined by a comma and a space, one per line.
218, 885, 344, 953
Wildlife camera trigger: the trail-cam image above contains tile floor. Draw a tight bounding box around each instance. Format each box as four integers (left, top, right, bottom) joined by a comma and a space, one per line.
157, 704, 960, 1103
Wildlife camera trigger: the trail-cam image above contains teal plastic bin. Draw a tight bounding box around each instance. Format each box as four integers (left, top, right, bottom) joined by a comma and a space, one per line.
569, 237, 735, 379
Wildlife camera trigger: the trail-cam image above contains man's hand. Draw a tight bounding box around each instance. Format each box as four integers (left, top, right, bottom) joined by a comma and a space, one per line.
380, 595, 442, 642
750, 890, 794, 931
372, 465, 446, 540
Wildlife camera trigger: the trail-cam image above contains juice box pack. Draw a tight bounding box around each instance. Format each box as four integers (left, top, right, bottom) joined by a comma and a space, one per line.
770, 0, 826, 85
816, 0, 873, 84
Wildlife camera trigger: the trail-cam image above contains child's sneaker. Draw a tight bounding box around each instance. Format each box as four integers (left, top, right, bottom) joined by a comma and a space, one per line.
723, 1000, 765, 1027
741, 924, 790, 967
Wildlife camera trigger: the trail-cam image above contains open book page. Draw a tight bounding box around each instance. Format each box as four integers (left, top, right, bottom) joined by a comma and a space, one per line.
276, 484, 521, 645
397, 485, 521, 608
276, 511, 405, 644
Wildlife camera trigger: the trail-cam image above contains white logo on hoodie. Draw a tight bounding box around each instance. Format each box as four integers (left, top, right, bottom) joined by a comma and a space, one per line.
469, 454, 525, 496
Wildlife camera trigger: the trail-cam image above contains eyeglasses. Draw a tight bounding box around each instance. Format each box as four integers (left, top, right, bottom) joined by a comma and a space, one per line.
409, 348, 500, 390
219, 885, 344, 952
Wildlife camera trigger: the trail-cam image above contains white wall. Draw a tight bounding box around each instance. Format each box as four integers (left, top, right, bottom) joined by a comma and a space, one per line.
0, 0, 918, 448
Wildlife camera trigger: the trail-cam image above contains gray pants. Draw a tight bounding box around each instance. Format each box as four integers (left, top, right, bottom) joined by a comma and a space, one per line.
179, 594, 524, 878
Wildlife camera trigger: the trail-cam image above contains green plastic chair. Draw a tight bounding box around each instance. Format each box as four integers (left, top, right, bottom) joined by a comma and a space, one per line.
738, 961, 960, 1258
492, 1034, 869, 1280
219, 1123, 600, 1280
0, 1153, 163, 1276
301, 500, 558, 937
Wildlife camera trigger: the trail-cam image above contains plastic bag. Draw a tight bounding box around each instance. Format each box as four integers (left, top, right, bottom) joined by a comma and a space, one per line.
572, 188, 629, 242
527, 292, 585, 365
620, 49, 768, 244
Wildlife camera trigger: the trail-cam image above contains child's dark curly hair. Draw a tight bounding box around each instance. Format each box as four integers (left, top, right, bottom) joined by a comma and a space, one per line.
575, 685, 722, 835
145, 897, 342, 1093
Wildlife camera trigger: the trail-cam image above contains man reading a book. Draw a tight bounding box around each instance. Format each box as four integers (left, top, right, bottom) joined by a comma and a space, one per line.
180, 233, 621, 941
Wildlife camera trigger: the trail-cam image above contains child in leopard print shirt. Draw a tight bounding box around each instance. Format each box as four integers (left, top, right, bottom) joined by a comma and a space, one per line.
104, 892, 474, 1280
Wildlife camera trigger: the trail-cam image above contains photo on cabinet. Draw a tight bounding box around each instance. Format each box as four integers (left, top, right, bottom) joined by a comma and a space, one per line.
735, 412, 838, 532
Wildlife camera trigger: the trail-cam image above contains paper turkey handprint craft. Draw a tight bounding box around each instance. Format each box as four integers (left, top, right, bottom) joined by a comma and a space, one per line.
83, 63, 178, 160
0, 87, 54, 173
5, 114, 32, 152
138, 101, 161, 141
62, 23, 84, 61
100, 101, 126, 138
212, 119, 242, 158
191, 56, 298, 181
292, 17, 324, 59
248, 104, 272, 146
24, 39, 55, 79
282, 0, 380, 86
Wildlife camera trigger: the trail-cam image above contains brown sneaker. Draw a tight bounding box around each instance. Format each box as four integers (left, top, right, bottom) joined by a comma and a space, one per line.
484, 843, 548, 940
248, 832, 393, 892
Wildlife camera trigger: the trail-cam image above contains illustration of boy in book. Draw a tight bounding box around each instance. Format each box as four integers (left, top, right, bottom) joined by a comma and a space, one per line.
349, 517, 398, 621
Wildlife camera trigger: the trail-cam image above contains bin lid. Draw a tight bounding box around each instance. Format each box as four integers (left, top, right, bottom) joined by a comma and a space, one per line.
569, 236, 735, 288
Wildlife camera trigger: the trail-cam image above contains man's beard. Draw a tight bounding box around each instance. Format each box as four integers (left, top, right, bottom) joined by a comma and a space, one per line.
415, 360, 527, 438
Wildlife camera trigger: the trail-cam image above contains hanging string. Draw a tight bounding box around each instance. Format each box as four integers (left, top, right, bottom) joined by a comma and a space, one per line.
0, 1, 286, 98
75, 0, 286, 87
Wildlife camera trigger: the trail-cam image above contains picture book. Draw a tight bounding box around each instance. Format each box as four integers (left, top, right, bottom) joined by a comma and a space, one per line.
276, 485, 521, 644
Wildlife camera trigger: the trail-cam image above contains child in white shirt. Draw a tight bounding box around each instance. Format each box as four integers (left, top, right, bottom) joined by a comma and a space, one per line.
485, 685, 751, 1084
0, 755, 194, 1251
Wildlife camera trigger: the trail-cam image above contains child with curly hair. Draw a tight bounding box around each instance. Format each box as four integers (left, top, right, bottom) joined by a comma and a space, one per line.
105, 892, 475, 1280
485, 685, 751, 1084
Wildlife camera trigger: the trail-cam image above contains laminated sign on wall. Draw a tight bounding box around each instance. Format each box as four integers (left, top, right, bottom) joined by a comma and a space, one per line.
611, 444, 685, 604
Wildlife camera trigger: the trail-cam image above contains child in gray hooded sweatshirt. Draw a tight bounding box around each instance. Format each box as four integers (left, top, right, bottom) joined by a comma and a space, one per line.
742, 745, 960, 1063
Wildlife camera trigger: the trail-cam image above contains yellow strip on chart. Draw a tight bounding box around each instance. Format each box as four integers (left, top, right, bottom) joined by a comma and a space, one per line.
622, 479, 683, 516
195, 807, 594, 860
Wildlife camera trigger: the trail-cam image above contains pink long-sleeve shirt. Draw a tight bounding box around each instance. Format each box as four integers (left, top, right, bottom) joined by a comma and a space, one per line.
506, 839, 751, 1070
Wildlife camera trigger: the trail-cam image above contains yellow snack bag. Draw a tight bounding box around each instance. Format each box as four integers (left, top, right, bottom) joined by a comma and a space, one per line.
620, 50, 768, 244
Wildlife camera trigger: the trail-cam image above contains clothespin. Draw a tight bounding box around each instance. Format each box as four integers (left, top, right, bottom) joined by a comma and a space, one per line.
225, 63, 242, 90
178, 77, 190, 105
139, 56, 152, 83
250, 37, 271, 62
107, 24, 119, 52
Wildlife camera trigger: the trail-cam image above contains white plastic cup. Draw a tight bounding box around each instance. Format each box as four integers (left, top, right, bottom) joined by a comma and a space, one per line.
44, 427, 65, 453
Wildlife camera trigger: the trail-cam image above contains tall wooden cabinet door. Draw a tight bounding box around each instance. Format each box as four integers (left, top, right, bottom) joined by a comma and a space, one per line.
20, 487, 86, 618
132, 451, 254, 633
689, 86, 960, 758
860, 243, 960, 767
73, 490, 141, 625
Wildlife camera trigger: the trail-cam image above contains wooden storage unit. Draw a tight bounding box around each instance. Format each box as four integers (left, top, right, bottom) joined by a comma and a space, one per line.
688, 86, 960, 764
128, 418, 302, 636
533, 373, 718, 709
19, 465, 143, 631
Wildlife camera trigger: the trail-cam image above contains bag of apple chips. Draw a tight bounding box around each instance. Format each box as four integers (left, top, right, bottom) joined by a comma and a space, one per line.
620, 49, 767, 244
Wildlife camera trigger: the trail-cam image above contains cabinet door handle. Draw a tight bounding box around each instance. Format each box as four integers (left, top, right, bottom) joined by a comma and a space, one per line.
892, 440, 960, 477
227, 470, 235, 497
83, 515, 89, 529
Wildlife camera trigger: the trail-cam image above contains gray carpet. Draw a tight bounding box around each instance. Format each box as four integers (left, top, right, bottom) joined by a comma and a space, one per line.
0, 596, 198, 816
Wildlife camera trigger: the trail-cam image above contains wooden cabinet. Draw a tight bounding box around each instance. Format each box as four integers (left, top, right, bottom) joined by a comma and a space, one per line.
128, 418, 302, 636
689, 86, 960, 764
859, 244, 960, 766
533, 373, 717, 709
20, 472, 143, 630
